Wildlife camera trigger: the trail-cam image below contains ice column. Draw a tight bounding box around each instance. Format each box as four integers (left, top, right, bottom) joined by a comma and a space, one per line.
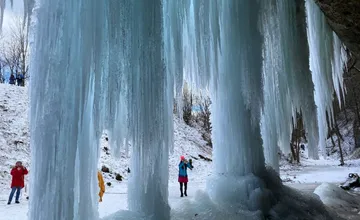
306, 0, 347, 156
29, 0, 106, 219
260, 0, 319, 167
211, 0, 265, 177
127, 1, 172, 219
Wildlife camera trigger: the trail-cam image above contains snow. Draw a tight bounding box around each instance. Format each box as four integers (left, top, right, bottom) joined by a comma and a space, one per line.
0, 84, 30, 193
281, 159, 360, 184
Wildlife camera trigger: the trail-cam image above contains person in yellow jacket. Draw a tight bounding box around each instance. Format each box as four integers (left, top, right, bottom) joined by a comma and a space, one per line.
98, 171, 105, 202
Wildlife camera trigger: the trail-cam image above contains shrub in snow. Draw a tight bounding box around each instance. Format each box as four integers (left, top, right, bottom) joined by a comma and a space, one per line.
101, 165, 110, 173
115, 173, 123, 181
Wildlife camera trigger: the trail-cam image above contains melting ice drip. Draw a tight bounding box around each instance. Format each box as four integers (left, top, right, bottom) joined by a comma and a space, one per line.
0, 0, 348, 219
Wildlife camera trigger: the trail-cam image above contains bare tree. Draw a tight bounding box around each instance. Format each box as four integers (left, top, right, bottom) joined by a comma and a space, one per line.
198, 96, 212, 147
182, 83, 193, 125
0, 16, 29, 85
290, 112, 305, 163
182, 90, 193, 125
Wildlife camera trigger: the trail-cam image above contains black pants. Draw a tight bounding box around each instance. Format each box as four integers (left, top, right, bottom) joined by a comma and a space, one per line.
180, 182, 187, 195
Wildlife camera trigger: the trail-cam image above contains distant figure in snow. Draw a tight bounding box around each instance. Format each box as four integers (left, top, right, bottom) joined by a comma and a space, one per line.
98, 171, 105, 202
9, 74, 16, 85
8, 161, 28, 205
178, 155, 193, 197
16, 73, 24, 86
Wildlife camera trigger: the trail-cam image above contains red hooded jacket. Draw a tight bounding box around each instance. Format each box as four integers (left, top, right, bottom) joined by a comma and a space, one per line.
10, 166, 28, 188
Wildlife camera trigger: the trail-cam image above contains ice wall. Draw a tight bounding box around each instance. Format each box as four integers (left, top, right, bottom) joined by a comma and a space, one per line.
126, 1, 172, 219
260, 0, 319, 169
28, 0, 107, 219
176, 0, 265, 177
170, 1, 269, 207
28, 0, 173, 219
306, 0, 347, 156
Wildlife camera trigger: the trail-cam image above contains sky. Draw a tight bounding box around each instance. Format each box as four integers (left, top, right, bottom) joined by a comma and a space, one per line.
3, 0, 23, 32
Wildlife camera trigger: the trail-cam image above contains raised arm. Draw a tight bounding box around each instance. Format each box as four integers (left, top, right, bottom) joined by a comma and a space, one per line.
23, 167, 29, 175
186, 162, 193, 169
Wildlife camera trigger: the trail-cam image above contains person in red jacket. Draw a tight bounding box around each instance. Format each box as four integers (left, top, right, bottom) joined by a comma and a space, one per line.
7, 161, 28, 205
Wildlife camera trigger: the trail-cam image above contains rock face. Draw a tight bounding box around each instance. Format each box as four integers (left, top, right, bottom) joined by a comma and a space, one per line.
315, 0, 360, 57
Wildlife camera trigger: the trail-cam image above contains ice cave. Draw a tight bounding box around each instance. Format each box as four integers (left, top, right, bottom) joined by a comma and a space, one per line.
0, 0, 353, 219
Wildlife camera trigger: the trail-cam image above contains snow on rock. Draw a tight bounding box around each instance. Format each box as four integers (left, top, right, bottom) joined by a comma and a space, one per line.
314, 183, 360, 219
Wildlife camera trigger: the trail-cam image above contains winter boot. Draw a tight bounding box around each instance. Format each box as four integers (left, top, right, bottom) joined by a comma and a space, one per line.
15, 201, 20, 204
180, 185, 184, 197
7, 202, 10, 205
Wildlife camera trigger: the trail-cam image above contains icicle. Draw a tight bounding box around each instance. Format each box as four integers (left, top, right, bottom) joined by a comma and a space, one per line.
29, 0, 107, 219
126, 1, 172, 219
24, 0, 35, 29
332, 33, 347, 106
174, 0, 268, 205
305, 0, 347, 157
205, 0, 268, 208
260, 0, 319, 166
0, 0, 5, 29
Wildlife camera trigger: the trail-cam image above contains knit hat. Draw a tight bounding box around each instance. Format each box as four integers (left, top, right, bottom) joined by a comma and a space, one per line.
180, 155, 185, 161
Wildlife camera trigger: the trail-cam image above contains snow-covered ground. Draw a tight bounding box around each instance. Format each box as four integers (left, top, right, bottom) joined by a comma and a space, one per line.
0, 84, 30, 192
281, 158, 360, 184
1, 83, 360, 219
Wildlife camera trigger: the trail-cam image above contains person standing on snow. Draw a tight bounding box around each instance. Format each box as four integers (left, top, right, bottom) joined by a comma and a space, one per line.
8, 161, 28, 205
98, 171, 105, 202
178, 155, 193, 197
9, 74, 16, 85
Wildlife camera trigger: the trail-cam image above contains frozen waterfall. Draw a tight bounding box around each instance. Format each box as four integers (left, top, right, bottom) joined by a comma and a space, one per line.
28, 0, 173, 219
305, 0, 347, 157
260, 0, 319, 171
0, 0, 349, 219
29, 1, 108, 219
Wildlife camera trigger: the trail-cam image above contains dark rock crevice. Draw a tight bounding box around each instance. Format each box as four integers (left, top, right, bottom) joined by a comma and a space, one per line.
314, 0, 360, 58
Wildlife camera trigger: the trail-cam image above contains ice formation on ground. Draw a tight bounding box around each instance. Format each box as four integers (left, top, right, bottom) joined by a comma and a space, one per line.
0, 0, 349, 219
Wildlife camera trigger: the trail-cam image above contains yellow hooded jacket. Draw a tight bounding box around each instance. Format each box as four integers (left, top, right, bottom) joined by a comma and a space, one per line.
98, 171, 105, 202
